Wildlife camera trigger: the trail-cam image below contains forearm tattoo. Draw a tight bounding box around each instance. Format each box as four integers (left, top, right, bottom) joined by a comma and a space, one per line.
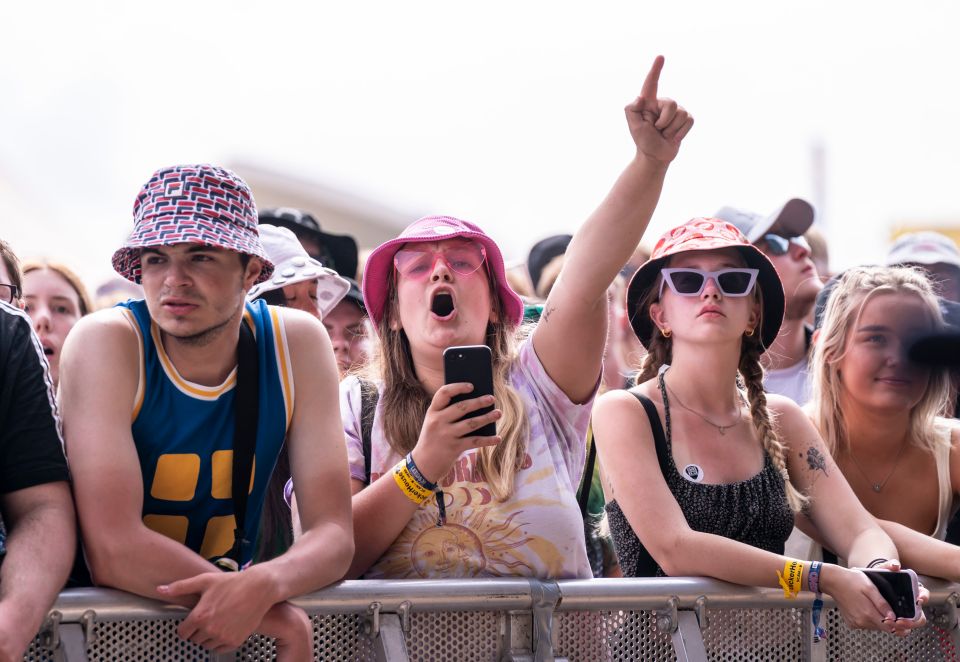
804, 447, 829, 477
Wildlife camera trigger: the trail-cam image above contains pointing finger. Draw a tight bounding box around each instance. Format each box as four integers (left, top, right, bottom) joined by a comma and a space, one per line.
640, 55, 665, 101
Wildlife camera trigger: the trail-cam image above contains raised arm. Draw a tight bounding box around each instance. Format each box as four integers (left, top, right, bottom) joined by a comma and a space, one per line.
60, 311, 310, 657
533, 56, 693, 403
593, 389, 919, 635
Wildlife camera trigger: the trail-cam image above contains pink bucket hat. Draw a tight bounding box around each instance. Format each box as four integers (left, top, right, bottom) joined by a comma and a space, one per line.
626, 218, 785, 350
363, 215, 524, 329
112, 164, 274, 285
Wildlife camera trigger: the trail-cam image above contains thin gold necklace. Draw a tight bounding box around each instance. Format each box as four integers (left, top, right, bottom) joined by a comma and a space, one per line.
847, 443, 908, 493
665, 379, 744, 436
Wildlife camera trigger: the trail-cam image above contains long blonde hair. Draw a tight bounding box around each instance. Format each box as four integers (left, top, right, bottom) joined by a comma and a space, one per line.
367, 271, 530, 501
809, 266, 951, 457
634, 267, 808, 512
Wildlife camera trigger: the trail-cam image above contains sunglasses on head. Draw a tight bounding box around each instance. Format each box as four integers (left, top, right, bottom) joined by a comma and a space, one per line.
760, 233, 810, 256
659, 268, 759, 298
394, 242, 487, 280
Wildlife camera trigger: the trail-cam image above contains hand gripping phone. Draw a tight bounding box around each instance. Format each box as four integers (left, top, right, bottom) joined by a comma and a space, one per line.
443, 345, 496, 437
861, 568, 921, 620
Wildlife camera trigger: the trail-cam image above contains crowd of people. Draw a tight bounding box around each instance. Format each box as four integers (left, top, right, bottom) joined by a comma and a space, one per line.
2, 56, 960, 659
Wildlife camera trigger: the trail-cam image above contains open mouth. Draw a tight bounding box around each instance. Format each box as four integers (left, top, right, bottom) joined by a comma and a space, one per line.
431, 292, 455, 318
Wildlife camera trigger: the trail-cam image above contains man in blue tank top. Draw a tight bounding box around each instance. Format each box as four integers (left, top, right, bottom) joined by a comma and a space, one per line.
59, 165, 353, 658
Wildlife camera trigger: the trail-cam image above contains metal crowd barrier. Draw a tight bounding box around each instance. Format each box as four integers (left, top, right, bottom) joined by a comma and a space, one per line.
23, 577, 960, 661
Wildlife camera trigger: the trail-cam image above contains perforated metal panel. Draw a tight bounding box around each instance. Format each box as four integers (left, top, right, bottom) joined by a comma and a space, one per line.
555, 610, 675, 662
825, 607, 960, 661
85, 618, 210, 660
22, 636, 53, 662
701, 608, 805, 661
404, 611, 500, 662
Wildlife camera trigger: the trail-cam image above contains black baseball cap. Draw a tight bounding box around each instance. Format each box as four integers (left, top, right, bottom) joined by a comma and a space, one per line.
527, 234, 572, 294
258, 207, 359, 279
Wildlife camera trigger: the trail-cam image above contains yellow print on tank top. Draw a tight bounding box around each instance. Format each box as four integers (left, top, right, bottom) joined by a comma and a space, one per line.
370, 450, 567, 578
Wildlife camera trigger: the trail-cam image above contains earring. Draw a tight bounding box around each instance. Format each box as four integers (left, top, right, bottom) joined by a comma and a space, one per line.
660, 327, 672, 338
745, 327, 755, 337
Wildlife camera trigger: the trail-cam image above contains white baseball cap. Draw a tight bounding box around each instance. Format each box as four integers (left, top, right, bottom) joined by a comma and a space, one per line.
714, 198, 815, 243
886, 231, 960, 269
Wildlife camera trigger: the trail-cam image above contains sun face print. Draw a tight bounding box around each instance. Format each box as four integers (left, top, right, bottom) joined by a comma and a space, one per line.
368, 449, 577, 579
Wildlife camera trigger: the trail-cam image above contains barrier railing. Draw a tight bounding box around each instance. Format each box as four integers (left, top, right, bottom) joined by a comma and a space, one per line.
24, 577, 960, 661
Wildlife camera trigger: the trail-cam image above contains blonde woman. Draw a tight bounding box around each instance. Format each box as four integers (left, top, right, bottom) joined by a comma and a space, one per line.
808, 266, 960, 580
291, 57, 693, 579
593, 220, 926, 635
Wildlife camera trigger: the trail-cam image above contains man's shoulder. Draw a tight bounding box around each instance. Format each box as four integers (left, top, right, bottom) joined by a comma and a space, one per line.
62, 307, 142, 368
270, 305, 328, 349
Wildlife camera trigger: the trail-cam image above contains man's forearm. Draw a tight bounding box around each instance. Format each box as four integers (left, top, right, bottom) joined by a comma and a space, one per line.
84, 525, 222, 605
0, 500, 76, 646
247, 521, 354, 602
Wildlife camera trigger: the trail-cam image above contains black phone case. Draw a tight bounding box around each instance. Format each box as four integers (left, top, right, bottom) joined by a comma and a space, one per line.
863, 571, 918, 620
443, 345, 496, 436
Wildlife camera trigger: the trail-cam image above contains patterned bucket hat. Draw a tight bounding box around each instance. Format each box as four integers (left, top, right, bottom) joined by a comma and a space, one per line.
112, 164, 273, 285
626, 218, 785, 350
363, 215, 524, 329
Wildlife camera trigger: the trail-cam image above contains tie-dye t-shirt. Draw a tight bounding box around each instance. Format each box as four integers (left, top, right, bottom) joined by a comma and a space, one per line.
342, 341, 596, 579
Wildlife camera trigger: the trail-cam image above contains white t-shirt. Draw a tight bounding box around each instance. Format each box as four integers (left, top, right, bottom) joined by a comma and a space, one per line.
764, 356, 812, 406
341, 341, 596, 579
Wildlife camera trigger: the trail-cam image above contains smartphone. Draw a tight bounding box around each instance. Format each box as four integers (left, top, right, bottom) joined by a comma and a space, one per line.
861, 568, 921, 620
443, 345, 496, 436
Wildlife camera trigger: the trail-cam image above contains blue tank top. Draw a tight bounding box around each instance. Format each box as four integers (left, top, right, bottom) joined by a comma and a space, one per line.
118, 299, 293, 565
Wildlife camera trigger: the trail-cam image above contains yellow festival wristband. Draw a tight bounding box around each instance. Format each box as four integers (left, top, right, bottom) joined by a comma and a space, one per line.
777, 561, 804, 599
393, 462, 432, 504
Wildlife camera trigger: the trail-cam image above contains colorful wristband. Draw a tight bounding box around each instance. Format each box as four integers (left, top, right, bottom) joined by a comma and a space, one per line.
405, 453, 437, 491
808, 561, 826, 642
393, 462, 433, 504
777, 560, 804, 600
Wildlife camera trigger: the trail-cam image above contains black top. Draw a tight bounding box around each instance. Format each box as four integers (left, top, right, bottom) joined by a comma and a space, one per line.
605, 391, 794, 577
0, 304, 69, 494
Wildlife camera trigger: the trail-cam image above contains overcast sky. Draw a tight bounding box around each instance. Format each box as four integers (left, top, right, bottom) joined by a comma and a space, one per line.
2, 0, 958, 287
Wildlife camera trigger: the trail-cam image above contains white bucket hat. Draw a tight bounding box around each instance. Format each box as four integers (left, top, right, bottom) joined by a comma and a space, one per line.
247, 224, 350, 318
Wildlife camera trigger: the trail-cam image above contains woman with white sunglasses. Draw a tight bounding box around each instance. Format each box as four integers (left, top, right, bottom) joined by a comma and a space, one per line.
591, 219, 927, 636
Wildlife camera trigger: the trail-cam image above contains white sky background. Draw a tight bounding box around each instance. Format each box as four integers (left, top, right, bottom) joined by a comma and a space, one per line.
1, 0, 958, 288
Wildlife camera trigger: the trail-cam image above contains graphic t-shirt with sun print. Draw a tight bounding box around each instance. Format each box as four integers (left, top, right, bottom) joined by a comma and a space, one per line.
342, 341, 596, 579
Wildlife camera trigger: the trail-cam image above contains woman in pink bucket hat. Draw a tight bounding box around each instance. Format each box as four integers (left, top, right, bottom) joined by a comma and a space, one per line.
592, 219, 928, 635
291, 57, 694, 580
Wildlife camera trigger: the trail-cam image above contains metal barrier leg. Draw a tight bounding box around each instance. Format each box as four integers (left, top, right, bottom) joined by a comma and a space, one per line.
530, 580, 565, 662
670, 611, 707, 662
372, 614, 409, 662
51, 624, 88, 662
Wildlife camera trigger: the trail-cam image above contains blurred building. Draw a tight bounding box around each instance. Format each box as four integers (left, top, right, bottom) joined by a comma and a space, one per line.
232, 161, 416, 252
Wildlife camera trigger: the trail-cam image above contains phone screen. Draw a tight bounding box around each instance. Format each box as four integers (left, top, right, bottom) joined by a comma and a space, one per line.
862, 570, 918, 620
443, 345, 496, 436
